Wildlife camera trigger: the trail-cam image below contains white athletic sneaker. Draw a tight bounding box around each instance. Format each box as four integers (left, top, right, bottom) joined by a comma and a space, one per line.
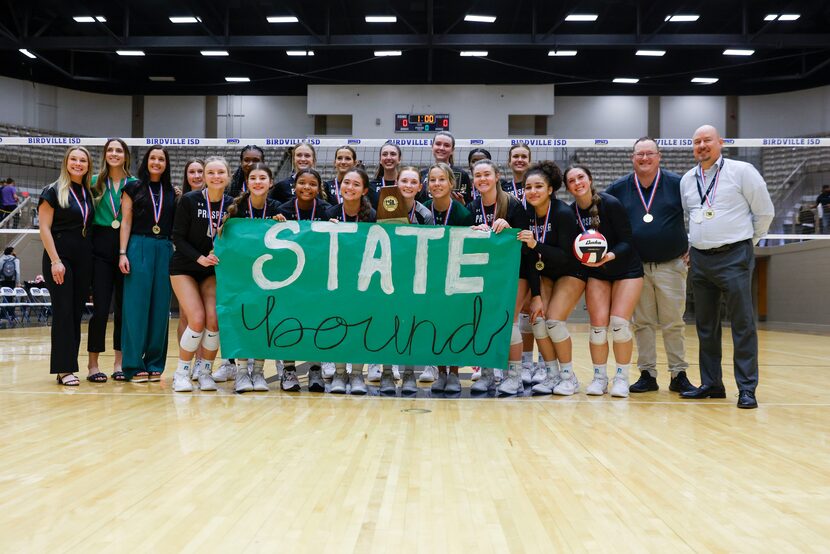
173, 369, 193, 392
521, 365, 533, 386
553, 370, 579, 396
321, 362, 336, 379
470, 367, 482, 381
470, 367, 495, 393
531, 372, 561, 395
190, 358, 203, 381
586, 375, 608, 396
531, 363, 547, 385
281, 370, 301, 392
235, 371, 253, 394
251, 369, 269, 392
367, 364, 382, 382
392, 365, 401, 380
497, 366, 524, 396
611, 373, 630, 398
198, 371, 218, 391
418, 365, 437, 382
212, 360, 236, 382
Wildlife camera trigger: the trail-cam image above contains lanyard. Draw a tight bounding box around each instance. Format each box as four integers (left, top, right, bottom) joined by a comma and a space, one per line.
68, 185, 88, 229
333, 177, 341, 204
408, 203, 417, 223
633, 169, 660, 215
203, 189, 225, 238
696, 161, 722, 208
431, 200, 454, 226
248, 197, 267, 219
511, 179, 527, 207
296, 198, 316, 221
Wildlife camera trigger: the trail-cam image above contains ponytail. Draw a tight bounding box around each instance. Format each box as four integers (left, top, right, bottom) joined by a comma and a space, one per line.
219, 189, 250, 236
358, 196, 374, 222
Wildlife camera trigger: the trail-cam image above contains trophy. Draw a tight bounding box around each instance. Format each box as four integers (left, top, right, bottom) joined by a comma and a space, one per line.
376, 185, 409, 224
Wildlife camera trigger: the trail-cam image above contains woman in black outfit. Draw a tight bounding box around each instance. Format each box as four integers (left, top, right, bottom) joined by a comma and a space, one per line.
38, 146, 95, 386
324, 146, 357, 204
565, 164, 643, 399
269, 142, 316, 203
227, 145, 264, 198
276, 168, 330, 223
169, 156, 234, 393
516, 161, 586, 396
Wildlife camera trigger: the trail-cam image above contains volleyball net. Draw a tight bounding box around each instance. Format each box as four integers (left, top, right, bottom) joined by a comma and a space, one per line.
1, 135, 829, 240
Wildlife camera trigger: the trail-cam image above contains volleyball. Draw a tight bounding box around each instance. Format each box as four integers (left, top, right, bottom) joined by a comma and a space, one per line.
573, 231, 608, 264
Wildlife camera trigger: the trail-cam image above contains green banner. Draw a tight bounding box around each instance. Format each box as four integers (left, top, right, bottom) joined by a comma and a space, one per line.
214, 219, 520, 368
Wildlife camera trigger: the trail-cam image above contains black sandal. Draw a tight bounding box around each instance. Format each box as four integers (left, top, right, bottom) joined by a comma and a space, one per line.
56, 374, 80, 386
111, 371, 126, 381
148, 371, 162, 382
86, 372, 108, 383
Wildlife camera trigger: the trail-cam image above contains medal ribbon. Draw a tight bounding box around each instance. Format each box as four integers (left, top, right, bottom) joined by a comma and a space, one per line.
333, 177, 341, 204
341, 203, 357, 222
696, 161, 722, 209
534, 202, 552, 244
408, 204, 416, 223
203, 189, 225, 238
69, 185, 89, 230
512, 179, 527, 208
479, 196, 495, 228
633, 169, 660, 216
107, 178, 123, 220
248, 197, 266, 220
574, 202, 589, 233
431, 200, 454, 226
149, 182, 163, 229
295, 198, 316, 221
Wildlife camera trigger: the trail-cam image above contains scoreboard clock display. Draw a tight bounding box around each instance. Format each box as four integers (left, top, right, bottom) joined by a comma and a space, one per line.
395, 113, 450, 132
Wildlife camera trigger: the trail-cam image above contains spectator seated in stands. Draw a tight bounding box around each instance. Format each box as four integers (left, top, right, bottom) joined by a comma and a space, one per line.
797, 203, 817, 236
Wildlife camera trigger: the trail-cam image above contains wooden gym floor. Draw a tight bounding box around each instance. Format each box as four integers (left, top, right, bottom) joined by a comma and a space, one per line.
0, 322, 828, 553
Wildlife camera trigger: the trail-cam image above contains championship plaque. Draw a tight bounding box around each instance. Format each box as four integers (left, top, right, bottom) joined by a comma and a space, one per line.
376, 186, 409, 224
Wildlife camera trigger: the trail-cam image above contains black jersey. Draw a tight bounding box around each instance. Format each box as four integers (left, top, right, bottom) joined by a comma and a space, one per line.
571, 192, 643, 279
500, 178, 527, 206
525, 199, 585, 295
269, 175, 296, 203
170, 190, 233, 275
276, 197, 330, 221
232, 197, 282, 220
323, 202, 377, 223
466, 194, 530, 230
368, 178, 395, 208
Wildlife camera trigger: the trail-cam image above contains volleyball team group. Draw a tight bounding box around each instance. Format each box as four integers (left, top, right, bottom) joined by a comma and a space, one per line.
38, 124, 772, 407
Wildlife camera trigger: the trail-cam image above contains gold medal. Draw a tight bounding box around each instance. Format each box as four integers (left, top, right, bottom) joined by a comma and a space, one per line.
209, 249, 215, 257
704, 209, 715, 219
152, 225, 161, 234
82, 228, 87, 238
535, 260, 545, 271
111, 220, 121, 229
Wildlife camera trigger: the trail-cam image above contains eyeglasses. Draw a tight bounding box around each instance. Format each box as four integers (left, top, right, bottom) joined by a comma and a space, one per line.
633, 151, 660, 159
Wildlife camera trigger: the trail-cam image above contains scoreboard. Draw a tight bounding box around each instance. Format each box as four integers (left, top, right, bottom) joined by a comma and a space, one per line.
395, 113, 450, 132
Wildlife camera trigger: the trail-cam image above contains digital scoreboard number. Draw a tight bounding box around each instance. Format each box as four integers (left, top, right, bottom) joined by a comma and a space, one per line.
395, 113, 450, 132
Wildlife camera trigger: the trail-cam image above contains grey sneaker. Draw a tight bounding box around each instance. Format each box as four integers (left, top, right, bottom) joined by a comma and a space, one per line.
281, 369, 301, 392
173, 369, 193, 392
321, 362, 336, 379
531, 372, 561, 395
330, 371, 348, 394
235, 370, 253, 393
445, 372, 462, 393
531, 363, 547, 385
521, 365, 533, 386
418, 365, 437, 382
498, 367, 524, 396
401, 370, 418, 394
308, 366, 325, 392
470, 367, 495, 393
367, 364, 383, 382
212, 360, 236, 382
251, 369, 269, 392
379, 369, 397, 395
349, 371, 367, 395
431, 369, 447, 392
198, 371, 218, 391
190, 359, 203, 381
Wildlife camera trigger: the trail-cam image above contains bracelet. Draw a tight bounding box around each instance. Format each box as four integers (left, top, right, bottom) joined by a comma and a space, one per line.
51, 260, 62, 266
119, 251, 127, 255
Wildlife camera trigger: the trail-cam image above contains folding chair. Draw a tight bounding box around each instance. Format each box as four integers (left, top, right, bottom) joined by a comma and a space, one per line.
14, 287, 30, 324
39, 288, 52, 323
0, 287, 18, 326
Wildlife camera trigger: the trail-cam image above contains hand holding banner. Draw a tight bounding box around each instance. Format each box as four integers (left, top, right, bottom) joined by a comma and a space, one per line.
214, 219, 520, 368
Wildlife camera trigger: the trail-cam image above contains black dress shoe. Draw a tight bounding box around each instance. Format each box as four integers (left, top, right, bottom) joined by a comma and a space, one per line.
680, 383, 727, 399
669, 371, 696, 394
629, 370, 659, 393
737, 390, 758, 409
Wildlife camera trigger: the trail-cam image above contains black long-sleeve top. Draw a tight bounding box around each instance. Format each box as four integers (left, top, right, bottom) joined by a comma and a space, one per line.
571, 192, 643, 278
233, 197, 283, 219
269, 175, 296, 203
466, 194, 534, 280
525, 198, 584, 296
276, 197, 330, 221
323, 202, 377, 223
170, 190, 233, 275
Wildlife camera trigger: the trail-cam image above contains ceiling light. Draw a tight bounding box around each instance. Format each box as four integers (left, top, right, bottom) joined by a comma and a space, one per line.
201, 50, 229, 56
149, 76, 176, 82
464, 15, 496, 23
365, 16, 397, 23
169, 16, 202, 24
267, 16, 299, 23
74, 16, 106, 23
764, 14, 778, 21
779, 14, 800, 21
565, 14, 598, 22
19, 48, 36, 59
116, 50, 145, 56
374, 50, 402, 57
691, 77, 719, 84
664, 15, 699, 22
723, 49, 754, 56
548, 50, 578, 56
225, 77, 250, 83
636, 49, 666, 56
613, 78, 639, 84
286, 50, 314, 56
460, 51, 488, 57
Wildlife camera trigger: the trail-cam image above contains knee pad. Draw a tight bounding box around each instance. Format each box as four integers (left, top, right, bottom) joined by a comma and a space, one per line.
589, 325, 607, 345
546, 320, 570, 343
511, 322, 523, 345
179, 326, 203, 352
202, 329, 220, 351
518, 312, 532, 334
610, 316, 632, 342
532, 317, 548, 340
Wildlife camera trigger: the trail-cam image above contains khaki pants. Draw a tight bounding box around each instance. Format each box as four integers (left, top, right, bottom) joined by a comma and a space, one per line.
633, 257, 688, 377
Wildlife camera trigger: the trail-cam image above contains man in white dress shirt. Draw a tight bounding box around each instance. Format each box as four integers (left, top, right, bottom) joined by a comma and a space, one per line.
679, 125, 774, 409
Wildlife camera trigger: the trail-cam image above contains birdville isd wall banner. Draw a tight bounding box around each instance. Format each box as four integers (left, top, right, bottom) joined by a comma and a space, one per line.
214, 219, 521, 368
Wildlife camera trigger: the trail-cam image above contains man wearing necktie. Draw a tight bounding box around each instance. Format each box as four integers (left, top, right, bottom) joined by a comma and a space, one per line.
679, 125, 774, 409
